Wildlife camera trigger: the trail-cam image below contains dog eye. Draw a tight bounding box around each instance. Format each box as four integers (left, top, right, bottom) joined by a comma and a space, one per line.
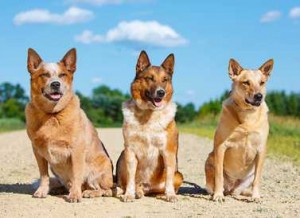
40, 73, 50, 78
145, 76, 154, 81
162, 77, 169, 82
260, 81, 265, 86
242, 81, 250, 86
59, 73, 67, 78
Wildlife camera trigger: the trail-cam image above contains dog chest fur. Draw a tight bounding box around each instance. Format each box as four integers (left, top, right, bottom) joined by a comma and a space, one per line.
122, 100, 177, 184
122, 100, 176, 151
26, 99, 85, 166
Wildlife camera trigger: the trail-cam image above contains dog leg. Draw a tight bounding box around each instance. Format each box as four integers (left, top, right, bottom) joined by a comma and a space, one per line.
68, 150, 84, 203
32, 147, 50, 198
252, 149, 266, 201
213, 143, 226, 202
161, 151, 177, 202
205, 152, 215, 195
121, 148, 137, 202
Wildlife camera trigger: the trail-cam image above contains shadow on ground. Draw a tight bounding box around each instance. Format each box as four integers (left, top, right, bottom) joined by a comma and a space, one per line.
178, 181, 208, 196
0, 183, 34, 195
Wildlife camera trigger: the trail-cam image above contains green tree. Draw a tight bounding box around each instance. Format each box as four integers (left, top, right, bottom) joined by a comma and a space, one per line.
0, 82, 28, 121
176, 102, 197, 123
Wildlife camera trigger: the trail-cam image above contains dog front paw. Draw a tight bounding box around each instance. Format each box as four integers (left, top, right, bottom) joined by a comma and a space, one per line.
251, 193, 261, 202
33, 186, 49, 198
212, 192, 225, 202
68, 189, 82, 203
135, 190, 144, 199
165, 194, 178, 202
120, 193, 135, 202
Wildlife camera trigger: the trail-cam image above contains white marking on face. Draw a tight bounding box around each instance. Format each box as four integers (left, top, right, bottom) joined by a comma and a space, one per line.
42, 62, 60, 76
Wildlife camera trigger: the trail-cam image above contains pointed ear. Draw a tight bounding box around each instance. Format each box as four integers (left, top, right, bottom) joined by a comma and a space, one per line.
259, 59, 273, 78
228, 58, 243, 80
136, 50, 151, 74
27, 48, 43, 73
61, 48, 76, 73
161, 53, 175, 75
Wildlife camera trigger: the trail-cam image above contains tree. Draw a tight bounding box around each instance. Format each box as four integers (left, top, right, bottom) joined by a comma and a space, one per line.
176, 102, 197, 123
0, 82, 28, 121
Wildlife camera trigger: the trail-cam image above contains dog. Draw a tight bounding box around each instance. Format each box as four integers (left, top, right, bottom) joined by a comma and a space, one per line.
205, 58, 274, 202
26, 48, 113, 203
115, 51, 183, 202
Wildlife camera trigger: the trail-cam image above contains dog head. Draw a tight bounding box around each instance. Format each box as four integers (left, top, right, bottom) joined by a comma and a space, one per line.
27, 48, 76, 113
131, 51, 175, 110
228, 58, 274, 109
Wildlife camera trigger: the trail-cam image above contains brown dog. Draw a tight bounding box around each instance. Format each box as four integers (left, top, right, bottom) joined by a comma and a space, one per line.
26, 48, 113, 202
116, 51, 183, 202
205, 58, 274, 202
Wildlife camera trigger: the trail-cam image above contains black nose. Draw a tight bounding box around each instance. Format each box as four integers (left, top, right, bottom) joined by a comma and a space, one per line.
156, 89, 165, 98
50, 81, 60, 89
254, 93, 263, 101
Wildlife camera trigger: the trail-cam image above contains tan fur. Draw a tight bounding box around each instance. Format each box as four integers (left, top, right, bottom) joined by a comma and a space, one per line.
26, 48, 113, 203
116, 51, 183, 202
205, 58, 274, 202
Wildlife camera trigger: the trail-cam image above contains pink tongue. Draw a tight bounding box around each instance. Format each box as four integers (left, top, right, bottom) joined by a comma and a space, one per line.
50, 93, 61, 100
154, 99, 163, 107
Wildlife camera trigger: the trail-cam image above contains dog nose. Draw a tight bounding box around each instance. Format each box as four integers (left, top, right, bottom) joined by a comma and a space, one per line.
156, 89, 165, 98
50, 81, 60, 89
254, 93, 263, 101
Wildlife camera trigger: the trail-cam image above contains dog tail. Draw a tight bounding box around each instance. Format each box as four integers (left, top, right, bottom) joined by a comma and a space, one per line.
174, 171, 184, 193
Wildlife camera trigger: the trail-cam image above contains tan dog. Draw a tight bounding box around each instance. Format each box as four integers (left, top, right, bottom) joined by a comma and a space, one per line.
205, 58, 274, 202
26, 48, 113, 203
116, 51, 183, 202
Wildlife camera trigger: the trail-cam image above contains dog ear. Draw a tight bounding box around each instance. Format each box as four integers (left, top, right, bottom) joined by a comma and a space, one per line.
61, 48, 76, 73
27, 48, 43, 73
161, 53, 175, 75
259, 59, 274, 78
136, 50, 151, 74
228, 59, 243, 80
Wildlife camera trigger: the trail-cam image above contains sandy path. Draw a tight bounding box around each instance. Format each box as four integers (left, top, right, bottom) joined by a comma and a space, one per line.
0, 129, 299, 217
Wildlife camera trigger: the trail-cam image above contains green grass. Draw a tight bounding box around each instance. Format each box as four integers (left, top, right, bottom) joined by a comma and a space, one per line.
179, 114, 300, 164
178, 114, 218, 139
0, 118, 25, 133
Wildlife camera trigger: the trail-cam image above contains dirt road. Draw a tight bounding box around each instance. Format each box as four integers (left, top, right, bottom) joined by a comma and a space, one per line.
0, 129, 299, 217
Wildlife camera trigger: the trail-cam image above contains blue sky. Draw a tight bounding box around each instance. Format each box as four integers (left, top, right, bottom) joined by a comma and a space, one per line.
1, 0, 300, 107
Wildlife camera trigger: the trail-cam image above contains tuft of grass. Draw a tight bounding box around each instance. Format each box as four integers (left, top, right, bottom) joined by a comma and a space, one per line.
0, 118, 25, 133
179, 114, 300, 164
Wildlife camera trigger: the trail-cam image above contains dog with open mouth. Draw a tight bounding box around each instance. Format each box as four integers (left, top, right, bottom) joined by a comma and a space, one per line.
26, 48, 113, 203
205, 58, 274, 202
115, 51, 183, 202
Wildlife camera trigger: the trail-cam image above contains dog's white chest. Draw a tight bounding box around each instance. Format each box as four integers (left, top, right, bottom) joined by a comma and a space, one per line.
122, 100, 176, 153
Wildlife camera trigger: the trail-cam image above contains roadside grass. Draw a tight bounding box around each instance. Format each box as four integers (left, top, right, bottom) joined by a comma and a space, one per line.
0, 118, 25, 133
179, 114, 300, 164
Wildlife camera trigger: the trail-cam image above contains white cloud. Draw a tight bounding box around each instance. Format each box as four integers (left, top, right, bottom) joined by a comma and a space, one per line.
289, 7, 300, 19
74, 30, 103, 44
71, 0, 149, 6
186, 90, 195, 96
14, 7, 94, 25
91, 77, 102, 84
75, 20, 188, 47
260, 10, 281, 23
72, 0, 122, 5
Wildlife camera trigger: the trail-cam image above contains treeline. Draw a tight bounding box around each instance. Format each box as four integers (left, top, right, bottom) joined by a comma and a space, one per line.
0, 82, 197, 126
198, 90, 300, 118
1, 82, 299, 127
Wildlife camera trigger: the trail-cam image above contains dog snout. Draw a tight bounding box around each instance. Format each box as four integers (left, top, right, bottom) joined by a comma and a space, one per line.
156, 89, 165, 98
50, 81, 61, 90
254, 93, 263, 101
